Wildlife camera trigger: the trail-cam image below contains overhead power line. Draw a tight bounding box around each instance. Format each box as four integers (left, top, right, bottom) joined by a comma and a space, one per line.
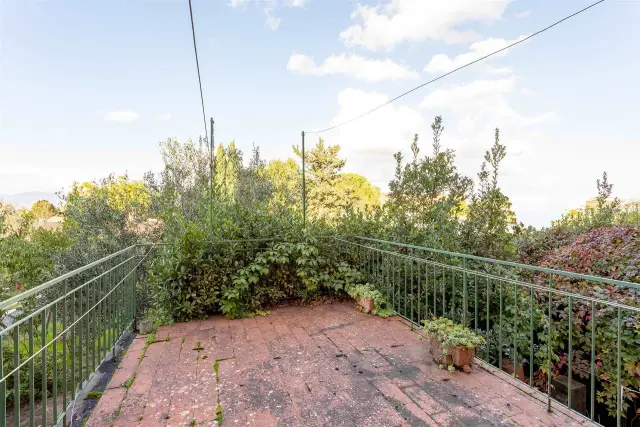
305, 0, 604, 135
188, 0, 208, 142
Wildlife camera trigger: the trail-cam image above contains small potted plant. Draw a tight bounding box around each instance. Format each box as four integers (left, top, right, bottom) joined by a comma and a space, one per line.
422, 317, 485, 372
346, 283, 394, 317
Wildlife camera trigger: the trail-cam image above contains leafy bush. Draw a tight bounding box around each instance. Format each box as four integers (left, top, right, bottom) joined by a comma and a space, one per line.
345, 283, 394, 318
422, 317, 485, 350
532, 225, 640, 418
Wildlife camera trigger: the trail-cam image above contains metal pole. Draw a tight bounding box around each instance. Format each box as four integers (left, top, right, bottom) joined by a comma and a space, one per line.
209, 118, 214, 237
301, 130, 306, 228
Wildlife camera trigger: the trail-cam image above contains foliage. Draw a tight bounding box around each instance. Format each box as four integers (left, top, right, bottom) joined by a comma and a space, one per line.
30, 200, 57, 220
530, 225, 640, 417
265, 158, 301, 209
336, 173, 381, 213
345, 283, 394, 317
294, 138, 346, 221
422, 317, 485, 350
0, 230, 71, 293
386, 118, 472, 250
461, 129, 517, 261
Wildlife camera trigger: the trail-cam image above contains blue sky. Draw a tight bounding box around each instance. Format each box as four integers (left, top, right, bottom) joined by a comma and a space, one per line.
1, 0, 639, 226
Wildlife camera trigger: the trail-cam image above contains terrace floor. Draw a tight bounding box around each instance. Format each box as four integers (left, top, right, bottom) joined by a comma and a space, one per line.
87, 302, 590, 427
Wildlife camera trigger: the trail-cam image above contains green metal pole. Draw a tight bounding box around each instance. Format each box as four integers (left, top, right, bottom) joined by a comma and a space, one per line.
209, 117, 214, 237
301, 131, 306, 229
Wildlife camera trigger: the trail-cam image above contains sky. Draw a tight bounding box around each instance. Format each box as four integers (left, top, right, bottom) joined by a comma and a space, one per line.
1, 0, 639, 227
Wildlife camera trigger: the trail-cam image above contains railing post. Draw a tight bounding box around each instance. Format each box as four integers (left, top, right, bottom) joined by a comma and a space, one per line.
547, 274, 553, 413
617, 308, 622, 427
301, 130, 306, 229
0, 334, 4, 427
463, 257, 468, 325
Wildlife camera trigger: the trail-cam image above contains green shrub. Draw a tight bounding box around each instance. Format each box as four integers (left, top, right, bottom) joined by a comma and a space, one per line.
345, 283, 394, 318
422, 317, 485, 350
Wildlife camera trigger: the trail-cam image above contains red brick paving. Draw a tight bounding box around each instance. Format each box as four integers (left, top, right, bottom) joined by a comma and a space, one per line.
87, 302, 590, 427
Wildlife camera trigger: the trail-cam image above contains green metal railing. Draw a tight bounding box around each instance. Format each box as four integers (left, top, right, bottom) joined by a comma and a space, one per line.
338, 235, 640, 427
0, 245, 154, 427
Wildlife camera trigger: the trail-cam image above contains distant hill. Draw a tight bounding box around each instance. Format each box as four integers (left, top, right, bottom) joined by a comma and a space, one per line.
0, 191, 60, 209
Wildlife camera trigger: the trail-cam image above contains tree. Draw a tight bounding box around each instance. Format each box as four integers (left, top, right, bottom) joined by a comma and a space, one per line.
336, 173, 381, 212
294, 138, 346, 221
462, 128, 516, 260
31, 200, 57, 219
215, 141, 242, 200
265, 158, 301, 209
237, 145, 273, 207
386, 117, 472, 249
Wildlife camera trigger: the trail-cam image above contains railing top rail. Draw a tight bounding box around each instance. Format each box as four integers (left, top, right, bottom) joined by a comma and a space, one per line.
346, 235, 640, 291
0, 244, 138, 311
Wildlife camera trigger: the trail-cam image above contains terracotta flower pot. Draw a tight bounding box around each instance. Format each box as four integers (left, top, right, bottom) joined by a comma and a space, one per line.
449, 346, 475, 369
358, 297, 374, 313
428, 337, 476, 372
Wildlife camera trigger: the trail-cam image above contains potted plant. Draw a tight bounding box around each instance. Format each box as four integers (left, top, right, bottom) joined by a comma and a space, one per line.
422, 317, 485, 372
346, 283, 394, 317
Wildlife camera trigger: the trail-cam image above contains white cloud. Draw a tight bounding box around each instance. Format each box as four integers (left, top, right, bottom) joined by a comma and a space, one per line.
287, 53, 419, 82
158, 113, 171, 121
339, 0, 511, 51
424, 35, 528, 74
420, 78, 555, 127
230, 0, 308, 8
514, 10, 531, 19
264, 8, 280, 30
319, 88, 428, 188
105, 111, 139, 122
315, 78, 568, 226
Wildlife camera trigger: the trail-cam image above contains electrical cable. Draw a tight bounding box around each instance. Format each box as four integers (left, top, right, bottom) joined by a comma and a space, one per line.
304, 0, 604, 134
188, 0, 209, 142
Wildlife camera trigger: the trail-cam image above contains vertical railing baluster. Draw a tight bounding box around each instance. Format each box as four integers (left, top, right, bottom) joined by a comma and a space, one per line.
590, 300, 595, 421
568, 296, 573, 410
71, 290, 76, 400
404, 257, 407, 318
441, 267, 445, 317
102, 274, 107, 362
410, 254, 414, 322
0, 334, 5, 427
417, 258, 421, 325
547, 274, 553, 412
529, 286, 534, 387
499, 281, 503, 370
513, 283, 518, 381
62, 282, 67, 413
392, 255, 396, 312
425, 263, 429, 319
433, 264, 436, 317
486, 277, 490, 361
451, 269, 456, 322
91, 278, 96, 372
616, 307, 622, 427
28, 318, 34, 427
86, 285, 90, 380
79, 289, 83, 392
474, 274, 478, 333
52, 303, 58, 421
13, 326, 20, 427
463, 258, 468, 326
41, 309, 47, 427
